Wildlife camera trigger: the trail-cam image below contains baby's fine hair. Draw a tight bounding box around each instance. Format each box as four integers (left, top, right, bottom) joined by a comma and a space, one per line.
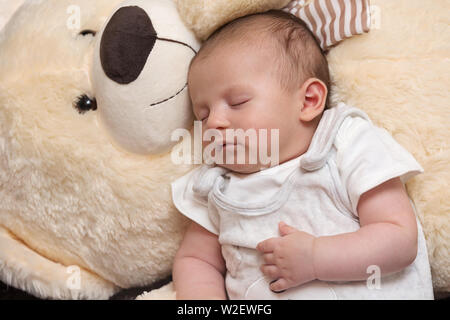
191, 10, 330, 105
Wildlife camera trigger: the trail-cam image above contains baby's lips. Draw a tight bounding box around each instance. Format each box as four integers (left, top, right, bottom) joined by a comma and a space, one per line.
209, 140, 239, 148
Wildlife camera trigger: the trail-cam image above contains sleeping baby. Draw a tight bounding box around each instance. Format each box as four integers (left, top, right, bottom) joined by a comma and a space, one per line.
172, 10, 433, 300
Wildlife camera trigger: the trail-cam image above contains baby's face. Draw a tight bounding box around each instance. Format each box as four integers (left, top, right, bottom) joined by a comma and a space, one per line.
188, 43, 309, 173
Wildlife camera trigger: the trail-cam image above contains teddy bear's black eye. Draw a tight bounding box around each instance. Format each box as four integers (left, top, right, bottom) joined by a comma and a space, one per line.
79, 30, 96, 36
73, 95, 97, 114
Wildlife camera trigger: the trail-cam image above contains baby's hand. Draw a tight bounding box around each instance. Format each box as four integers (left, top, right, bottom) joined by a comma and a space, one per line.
256, 222, 316, 293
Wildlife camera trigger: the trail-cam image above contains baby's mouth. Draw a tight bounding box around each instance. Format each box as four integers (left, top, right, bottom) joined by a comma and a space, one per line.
222, 142, 235, 148
207, 139, 247, 151
220, 141, 242, 149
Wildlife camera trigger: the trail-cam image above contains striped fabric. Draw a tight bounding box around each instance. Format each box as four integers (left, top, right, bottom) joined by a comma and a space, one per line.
283, 0, 371, 51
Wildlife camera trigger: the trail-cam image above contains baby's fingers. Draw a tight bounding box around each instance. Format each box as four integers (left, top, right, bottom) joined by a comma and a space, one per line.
256, 238, 277, 253
269, 278, 289, 293
260, 264, 280, 279
262, 253, 275, 265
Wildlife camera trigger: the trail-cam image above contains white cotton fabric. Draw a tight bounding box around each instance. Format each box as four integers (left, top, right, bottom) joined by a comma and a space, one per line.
171, 102, 434, 300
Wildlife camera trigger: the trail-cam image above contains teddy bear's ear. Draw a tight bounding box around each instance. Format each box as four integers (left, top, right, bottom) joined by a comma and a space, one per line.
175, 0, 291, 40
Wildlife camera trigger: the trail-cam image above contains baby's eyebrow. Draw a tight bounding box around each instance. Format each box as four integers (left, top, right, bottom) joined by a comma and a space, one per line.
223, 85, 252, 96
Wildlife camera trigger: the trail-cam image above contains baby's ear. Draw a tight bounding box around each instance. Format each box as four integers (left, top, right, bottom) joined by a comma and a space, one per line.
299, 78, 327, 122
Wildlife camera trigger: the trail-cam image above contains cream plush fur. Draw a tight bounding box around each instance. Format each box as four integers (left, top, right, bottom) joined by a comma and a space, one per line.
0, 0, 448, 300
175, 0, 291, 41
0, 0, 195, 299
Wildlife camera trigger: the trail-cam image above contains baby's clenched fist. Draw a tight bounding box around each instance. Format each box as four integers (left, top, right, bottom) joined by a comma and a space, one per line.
256, 222, 317, 293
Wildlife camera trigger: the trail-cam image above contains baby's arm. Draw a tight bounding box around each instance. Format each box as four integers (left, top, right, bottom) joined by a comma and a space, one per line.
313, 177, 418, 281
173, 221, 227, 299
258, 177, 418, 292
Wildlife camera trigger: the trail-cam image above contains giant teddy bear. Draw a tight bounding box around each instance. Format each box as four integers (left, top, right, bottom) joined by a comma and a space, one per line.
0, 0, 448, 300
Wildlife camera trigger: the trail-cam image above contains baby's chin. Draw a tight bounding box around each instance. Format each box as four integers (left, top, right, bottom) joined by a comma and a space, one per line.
216, 162, 270, 174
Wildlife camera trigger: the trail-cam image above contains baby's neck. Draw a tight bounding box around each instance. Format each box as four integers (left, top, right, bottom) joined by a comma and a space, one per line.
277, 114, 322, 167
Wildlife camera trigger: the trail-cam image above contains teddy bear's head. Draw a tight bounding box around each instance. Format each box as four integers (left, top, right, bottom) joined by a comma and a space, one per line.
92, 0, 199, 155
0, 0, 198, 299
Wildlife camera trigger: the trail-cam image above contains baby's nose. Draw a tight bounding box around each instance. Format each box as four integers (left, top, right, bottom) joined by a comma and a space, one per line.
205, 110, 231, 130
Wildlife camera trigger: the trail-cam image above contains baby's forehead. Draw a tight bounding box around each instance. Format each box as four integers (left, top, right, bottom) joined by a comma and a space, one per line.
192, 34, 279, 72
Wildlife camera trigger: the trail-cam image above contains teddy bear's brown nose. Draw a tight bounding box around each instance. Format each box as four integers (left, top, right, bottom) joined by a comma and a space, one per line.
100, 6, 156, 84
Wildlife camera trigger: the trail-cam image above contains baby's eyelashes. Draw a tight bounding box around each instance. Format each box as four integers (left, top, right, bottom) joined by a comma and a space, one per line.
229, 97, 251, 107
230, 100, 249, 107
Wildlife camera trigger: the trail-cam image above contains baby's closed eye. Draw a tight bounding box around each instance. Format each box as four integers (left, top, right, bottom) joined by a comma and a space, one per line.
229, 97, 251, 107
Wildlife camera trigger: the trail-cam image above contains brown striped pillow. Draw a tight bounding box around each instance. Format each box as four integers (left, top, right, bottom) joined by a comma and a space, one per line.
283, 0, 371, 51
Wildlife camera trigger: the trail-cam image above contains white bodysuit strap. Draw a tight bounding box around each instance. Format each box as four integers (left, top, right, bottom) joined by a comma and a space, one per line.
300, 102, 371, 171
192, 165, 229, 197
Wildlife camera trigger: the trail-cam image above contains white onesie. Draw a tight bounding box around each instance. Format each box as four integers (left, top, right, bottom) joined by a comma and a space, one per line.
172, 103, 434, 300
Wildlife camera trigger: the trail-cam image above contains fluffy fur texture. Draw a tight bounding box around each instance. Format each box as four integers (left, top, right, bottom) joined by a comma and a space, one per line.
0, 0, 193, 299
175, 0, 291, 40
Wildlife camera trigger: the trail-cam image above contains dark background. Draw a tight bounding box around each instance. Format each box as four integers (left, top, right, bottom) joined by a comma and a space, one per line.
1, 278, 449, 300
0, 276, 172, 300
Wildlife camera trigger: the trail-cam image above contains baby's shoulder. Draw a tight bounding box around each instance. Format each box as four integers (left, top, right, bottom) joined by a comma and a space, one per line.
334, 114, 376, 152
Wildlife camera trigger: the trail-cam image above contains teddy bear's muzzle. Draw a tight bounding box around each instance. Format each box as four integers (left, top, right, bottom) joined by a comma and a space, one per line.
91, 0, 200, 156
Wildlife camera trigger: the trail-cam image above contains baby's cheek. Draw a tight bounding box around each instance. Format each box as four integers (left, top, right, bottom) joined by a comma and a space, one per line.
258, 127, 282, 151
